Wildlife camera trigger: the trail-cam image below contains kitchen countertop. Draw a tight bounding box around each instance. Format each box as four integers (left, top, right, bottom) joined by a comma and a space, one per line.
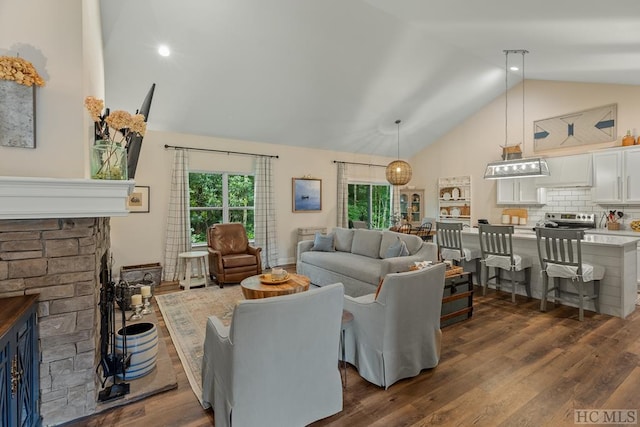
462, 227, 640, 247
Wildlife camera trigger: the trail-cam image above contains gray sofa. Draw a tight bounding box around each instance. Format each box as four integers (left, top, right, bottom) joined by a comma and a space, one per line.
297, 227, 438, 297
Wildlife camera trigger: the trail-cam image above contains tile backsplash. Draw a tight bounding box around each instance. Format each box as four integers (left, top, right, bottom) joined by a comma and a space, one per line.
522, 188, 640, 229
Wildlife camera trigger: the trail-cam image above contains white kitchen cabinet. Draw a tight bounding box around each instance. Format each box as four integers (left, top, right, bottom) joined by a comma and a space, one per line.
497, 178, 546, 205
534, 153, 592, 188
592, 147, 640, 204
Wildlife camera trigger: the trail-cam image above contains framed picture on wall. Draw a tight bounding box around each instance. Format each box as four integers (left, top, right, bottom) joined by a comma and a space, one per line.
127, 186, 150, 213
292, 178, 322, 212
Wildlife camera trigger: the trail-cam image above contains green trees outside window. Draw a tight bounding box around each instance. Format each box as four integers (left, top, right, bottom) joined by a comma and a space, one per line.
348, 183, 391, 229
189, 172, 255, 244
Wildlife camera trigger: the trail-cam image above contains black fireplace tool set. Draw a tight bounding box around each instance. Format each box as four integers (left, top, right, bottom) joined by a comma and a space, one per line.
96, 260, 131, 402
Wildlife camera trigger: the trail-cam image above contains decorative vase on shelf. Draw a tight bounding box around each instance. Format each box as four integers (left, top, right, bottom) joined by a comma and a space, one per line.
90, 140, 128, 180
622, 130, 635, 147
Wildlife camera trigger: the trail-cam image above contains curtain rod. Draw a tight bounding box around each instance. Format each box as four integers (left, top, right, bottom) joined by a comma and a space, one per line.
333, 160, 387, 168
164, 144, 279, 159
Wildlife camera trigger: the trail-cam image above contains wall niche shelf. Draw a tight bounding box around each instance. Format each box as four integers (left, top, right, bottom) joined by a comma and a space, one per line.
438, 176, 471, 227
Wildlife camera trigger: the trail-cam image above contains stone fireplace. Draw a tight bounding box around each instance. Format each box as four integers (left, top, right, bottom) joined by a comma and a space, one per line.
0, 177, 133, 426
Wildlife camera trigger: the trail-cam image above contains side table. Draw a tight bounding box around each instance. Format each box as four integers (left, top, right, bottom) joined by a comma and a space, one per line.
178, 251, 208, 290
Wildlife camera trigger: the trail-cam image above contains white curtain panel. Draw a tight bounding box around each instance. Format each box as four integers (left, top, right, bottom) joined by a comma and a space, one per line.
254, 156, 279, 268
336, 162, 349, 228
163, 149, 191, 281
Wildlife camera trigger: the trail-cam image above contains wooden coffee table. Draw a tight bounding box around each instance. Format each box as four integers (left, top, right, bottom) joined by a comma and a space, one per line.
241, 273, 310, 299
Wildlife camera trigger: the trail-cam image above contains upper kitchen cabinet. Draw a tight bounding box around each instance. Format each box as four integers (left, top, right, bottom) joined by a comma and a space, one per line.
592, 147, 640, 204
534, 153, 593, 188
497, 178, 546, 205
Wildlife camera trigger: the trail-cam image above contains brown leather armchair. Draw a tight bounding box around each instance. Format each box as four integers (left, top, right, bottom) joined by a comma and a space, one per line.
207, 223, 262, 287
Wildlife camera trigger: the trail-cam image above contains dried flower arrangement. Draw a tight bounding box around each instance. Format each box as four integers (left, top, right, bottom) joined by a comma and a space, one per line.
0, 56, 45, 87
84, 96, 147, 143
84, 96, 147, 179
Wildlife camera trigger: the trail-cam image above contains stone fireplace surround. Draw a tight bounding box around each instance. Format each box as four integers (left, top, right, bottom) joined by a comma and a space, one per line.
0, 177, 133, 426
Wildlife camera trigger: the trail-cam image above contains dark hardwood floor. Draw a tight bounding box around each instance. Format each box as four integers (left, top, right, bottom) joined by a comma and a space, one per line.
66, 278, 640, 427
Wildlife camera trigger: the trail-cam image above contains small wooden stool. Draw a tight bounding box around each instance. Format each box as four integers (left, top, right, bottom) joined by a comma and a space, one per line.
178, 251, 208, 290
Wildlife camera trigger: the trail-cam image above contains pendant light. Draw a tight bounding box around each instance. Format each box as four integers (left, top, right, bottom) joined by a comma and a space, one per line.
385, 119, 412, 186
484, 50, 550, 179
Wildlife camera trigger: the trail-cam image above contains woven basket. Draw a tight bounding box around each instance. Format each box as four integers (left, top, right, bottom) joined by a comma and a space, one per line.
607, 222, 620, 230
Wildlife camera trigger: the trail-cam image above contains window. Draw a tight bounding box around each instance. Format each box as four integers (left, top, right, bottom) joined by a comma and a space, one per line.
189, 172, 255, 244
348, 183, 391, 229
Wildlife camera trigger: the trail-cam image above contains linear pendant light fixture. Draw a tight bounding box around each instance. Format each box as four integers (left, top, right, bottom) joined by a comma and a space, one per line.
484, 50, 549, 179
385, 119, 413, 185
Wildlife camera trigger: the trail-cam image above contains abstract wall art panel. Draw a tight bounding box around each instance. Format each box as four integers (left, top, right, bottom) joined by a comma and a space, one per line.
533, 104, 616, 152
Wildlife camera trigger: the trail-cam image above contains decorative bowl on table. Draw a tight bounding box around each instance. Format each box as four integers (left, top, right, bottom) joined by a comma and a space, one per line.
259, 272, 290, 284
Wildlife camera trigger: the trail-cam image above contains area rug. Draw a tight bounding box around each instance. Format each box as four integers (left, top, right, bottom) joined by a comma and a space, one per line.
155, 285, 244, 407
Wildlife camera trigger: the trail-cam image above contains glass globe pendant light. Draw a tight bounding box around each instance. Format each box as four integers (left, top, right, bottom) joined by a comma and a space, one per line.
385, 119, 412, 186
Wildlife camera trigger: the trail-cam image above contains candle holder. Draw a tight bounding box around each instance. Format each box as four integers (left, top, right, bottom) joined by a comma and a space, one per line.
141, 295, 152, 315
130, 303, 143, 321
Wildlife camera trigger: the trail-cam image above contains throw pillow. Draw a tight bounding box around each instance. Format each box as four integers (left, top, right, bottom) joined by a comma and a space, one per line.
312, 232, 335, 252
384, 237, 409, 258
384, 237, 402, 258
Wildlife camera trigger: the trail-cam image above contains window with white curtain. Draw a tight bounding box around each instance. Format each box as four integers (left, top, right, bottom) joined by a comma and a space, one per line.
189, 171, 255, 244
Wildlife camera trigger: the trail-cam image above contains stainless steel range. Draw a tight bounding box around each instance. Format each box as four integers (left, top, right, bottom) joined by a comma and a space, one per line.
539, 212, 597, 229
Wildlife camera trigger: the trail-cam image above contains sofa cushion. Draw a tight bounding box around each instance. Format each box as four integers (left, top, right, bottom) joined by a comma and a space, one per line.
222, 253, 259, 268
300, 251, 384, 285
312, 232, 335, 252
384, 237, 409, 258
351, 229, 383, 259
379, 231, 422, 258
333, 228, 354, 252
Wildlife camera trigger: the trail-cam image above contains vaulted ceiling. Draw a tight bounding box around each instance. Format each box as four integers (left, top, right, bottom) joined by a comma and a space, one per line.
100, 0, 640, 158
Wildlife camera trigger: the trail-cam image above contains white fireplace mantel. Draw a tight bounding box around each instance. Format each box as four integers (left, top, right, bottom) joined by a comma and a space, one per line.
0, 176, 135, 219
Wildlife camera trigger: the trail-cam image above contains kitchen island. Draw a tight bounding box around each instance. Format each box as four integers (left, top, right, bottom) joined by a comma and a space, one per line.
461, 228, 639, 319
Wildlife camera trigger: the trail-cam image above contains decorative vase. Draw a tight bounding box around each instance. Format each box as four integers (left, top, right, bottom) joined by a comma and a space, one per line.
115, 322, 158, 379
622, 130, 635, 147
90, 140, 128, 180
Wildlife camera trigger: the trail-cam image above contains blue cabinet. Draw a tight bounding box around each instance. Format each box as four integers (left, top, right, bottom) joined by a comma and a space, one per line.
0, 295, 40, 427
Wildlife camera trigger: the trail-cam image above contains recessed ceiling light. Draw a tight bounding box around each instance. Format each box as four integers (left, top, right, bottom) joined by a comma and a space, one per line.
158, 45, 171, 57
510, 66, 519, 71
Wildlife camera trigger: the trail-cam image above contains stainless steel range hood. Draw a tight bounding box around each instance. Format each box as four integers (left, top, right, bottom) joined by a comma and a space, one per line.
483, 157, 550, 179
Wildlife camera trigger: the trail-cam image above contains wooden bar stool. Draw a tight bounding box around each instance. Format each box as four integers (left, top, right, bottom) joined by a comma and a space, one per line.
478, 224, 532, 303
178, 251, 208, 290
535, 228, 603, 321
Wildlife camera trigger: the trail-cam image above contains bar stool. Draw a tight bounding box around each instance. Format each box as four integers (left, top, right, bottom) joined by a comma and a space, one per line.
535, 228, 603, 321
436, 221, 482, 284
478, 224, 532, 303
178, 251, 208, 290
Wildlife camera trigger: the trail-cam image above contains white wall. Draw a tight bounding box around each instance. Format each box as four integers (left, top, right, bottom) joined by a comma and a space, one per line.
0, 0, 94, 178
410, 80, 640, 225
109, 130, 394, 273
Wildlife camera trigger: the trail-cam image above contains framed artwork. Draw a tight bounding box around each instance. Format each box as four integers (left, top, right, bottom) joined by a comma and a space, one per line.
292, 178, 322, 212
0, 81, 36, 148
533, 104, 617, 152
127, 186, 150, 213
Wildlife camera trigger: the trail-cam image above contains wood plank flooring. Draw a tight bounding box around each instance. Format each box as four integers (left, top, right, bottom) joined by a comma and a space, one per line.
64, 279, 640, 427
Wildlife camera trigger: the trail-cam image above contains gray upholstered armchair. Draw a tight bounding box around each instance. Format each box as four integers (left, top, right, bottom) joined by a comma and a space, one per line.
342, 264, 446, 389
202, 283, 345, 427
206, 223, 262, 287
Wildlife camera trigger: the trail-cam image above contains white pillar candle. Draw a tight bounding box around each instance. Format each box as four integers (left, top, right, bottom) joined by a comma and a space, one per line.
140, 285, 151, 297
131, 294, 142, 306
